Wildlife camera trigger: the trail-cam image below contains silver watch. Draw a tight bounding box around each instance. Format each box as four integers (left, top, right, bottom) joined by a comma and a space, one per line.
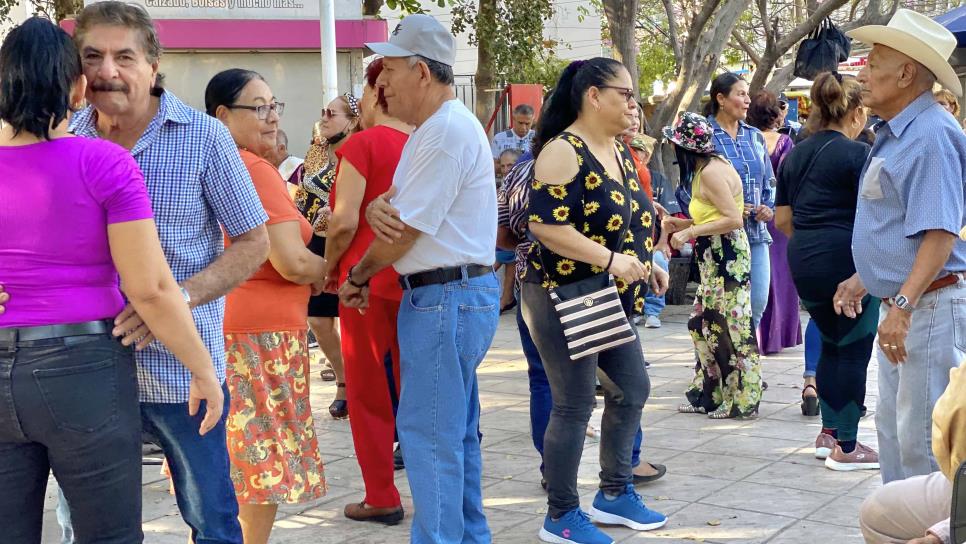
180, 286, 192, 306
893, 294, 914, 313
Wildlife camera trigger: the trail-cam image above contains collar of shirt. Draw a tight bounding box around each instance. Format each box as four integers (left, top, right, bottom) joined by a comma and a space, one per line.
71, 91, 192, 152
882, 91, 938, 139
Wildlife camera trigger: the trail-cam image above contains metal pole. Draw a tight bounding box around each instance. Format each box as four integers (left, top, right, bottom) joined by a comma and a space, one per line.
319, 0, 338, 105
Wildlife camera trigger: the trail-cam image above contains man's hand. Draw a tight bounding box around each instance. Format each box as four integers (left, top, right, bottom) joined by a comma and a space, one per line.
188, 374, 224, 436
0, 284, 7, 315
879, 305, 912, 365
338, 281, 370, 313
366, 187, 405, 244
755, 205, 774, 222
650, 265, 669, 296
833, 273, 867, 319
113, 304, 156, 350
906, 534, 942, 544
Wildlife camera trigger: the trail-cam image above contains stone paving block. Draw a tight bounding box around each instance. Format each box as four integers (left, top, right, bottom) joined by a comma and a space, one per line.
743, 460, 878, 494
646, 503, 796, 543
692, 434, 809, 461
663, 451, 773, 482
806, 495, 867, 528
699, 480, 835, 519
767, 519, 865, 543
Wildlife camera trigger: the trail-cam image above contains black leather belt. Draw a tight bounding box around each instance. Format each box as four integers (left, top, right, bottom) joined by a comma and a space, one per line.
0, 319, 113, 345
399, 264, 492, 290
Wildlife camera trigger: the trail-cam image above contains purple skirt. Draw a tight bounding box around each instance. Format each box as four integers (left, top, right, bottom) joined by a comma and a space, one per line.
758, 220, 802, 354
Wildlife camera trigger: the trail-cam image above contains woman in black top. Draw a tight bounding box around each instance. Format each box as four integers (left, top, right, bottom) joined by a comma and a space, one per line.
521, 58, 669, 543
775, 72, 880, 471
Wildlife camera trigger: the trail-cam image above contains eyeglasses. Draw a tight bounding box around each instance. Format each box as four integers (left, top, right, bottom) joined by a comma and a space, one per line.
227, 101, 285, 120
598, 86, 636, 103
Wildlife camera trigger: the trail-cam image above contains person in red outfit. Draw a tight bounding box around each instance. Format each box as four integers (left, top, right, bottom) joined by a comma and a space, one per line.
323, 57, 413, 525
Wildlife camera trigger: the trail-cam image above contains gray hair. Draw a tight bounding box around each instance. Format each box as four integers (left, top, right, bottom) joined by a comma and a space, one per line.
406, 55, 454, 86
513, 104, 534, 116
499, 148, 522, 161
75, 1, 162, 64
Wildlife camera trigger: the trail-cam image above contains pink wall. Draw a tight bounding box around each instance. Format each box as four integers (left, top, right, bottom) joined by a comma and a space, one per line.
61, 18, 386, 50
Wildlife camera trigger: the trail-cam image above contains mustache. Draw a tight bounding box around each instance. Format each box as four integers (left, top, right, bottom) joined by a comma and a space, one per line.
90, 81, 129, 93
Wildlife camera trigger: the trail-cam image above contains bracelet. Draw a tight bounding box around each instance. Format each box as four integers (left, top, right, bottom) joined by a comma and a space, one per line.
605, 251, 615, 272
347, 265, 370, 289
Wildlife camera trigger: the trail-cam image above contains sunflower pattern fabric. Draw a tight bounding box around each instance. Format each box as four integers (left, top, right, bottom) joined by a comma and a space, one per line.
523, 132, 655, 314
225, 330, 327, 504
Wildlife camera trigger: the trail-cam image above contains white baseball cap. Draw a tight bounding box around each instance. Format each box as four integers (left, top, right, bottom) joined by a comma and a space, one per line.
366, 14, 457, 67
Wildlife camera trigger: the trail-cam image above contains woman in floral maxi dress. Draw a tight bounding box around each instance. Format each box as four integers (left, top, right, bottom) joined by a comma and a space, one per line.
661, 112, 763, 419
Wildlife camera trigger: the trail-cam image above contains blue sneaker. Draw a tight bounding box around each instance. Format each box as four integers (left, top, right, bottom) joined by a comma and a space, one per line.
588, 484, 668, 531
538, 508, 614, 544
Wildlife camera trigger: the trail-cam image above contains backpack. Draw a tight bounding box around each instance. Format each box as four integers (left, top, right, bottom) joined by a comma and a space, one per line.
794, 18, 852, 80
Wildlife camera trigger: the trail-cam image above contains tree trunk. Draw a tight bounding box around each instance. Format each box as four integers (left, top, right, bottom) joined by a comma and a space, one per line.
362, 0, 384, 16
602, 0, 641, 96
648, 0, 751, 181
474, 0, 499, 131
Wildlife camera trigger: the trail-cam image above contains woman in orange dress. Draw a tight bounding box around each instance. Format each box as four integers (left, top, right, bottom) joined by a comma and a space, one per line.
206, 68, 326, 544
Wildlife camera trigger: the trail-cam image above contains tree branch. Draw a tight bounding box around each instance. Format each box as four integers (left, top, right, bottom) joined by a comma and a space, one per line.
775, 0, 849, 52
731, 30, 762, 65
661, 0, 683, 61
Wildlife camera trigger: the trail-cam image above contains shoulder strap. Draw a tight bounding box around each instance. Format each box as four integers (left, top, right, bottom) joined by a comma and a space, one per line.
789, 137, 836, 206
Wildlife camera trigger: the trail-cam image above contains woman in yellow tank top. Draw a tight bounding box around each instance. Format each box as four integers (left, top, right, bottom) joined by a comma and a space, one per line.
661, 112, 763, 419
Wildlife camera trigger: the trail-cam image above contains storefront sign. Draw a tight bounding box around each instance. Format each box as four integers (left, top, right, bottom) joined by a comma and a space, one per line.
83, 0, 360, 20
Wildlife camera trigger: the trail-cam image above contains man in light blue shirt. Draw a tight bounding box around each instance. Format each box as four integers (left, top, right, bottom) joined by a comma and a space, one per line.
846, 10, 966, 485
491, 103, 535, 160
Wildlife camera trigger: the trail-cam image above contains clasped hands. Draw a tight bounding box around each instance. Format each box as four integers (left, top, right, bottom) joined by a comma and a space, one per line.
336, 188, 404, 313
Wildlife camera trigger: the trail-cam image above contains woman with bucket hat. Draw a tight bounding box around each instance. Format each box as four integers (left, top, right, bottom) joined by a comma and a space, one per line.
662, 112, 764, 419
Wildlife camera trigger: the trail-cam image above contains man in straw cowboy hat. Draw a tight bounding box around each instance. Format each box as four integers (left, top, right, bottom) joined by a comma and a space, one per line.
835, 9, 966, 486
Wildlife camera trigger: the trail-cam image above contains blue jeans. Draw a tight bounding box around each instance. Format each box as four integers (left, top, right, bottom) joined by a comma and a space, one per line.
804, 319, 820, 378
644, 251, 669, 317
750, 241, 771, 331
516, 299, 643, 469
397, 269, 500, 544
876, 282, 966, 483
140, 383, 242, 544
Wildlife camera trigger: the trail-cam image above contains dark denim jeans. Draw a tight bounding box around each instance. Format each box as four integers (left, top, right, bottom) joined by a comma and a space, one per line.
141, 383, 241, 544
516, 302, 644, 470
0, 333, 142, 544
521, 283, 650, 518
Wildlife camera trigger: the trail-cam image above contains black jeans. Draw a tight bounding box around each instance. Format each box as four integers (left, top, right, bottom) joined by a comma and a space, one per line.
0, 333, 142, 543
521, 282, 650, 518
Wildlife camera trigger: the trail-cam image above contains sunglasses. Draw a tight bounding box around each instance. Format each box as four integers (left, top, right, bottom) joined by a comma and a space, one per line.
323, 107, 353, 119
227, 101, 284, 120
598, 85, 636, 104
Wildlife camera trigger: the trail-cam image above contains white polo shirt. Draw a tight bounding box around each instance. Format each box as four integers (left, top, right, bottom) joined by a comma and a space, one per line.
391, 99, 497, 276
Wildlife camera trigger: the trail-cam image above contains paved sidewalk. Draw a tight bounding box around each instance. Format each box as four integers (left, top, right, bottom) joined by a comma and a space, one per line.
42, 305, 880, 543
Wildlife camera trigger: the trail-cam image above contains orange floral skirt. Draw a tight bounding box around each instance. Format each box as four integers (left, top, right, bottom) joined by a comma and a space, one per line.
224, 330, 326, 504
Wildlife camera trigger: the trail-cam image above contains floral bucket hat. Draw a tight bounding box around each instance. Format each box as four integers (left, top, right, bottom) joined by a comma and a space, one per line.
662, 111, 716, 155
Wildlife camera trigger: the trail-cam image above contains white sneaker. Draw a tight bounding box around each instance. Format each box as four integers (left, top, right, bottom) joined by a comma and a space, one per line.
632, 315, 643, 326
644, 316, 662, 328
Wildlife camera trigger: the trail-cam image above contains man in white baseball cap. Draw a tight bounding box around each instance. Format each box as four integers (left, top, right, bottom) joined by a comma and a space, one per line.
340, 12, 499, 544
842, 8, 966, 485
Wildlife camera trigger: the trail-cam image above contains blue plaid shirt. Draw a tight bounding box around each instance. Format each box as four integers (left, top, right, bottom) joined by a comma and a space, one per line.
708, 116, 776, 244
70, 91, 268, 403
853, 92, 966, 298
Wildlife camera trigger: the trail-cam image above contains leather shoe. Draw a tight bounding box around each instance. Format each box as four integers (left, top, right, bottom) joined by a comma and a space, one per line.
344, 502, 404, 525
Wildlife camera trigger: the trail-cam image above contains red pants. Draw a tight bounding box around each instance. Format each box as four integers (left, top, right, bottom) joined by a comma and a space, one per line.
339, 294, 402, 508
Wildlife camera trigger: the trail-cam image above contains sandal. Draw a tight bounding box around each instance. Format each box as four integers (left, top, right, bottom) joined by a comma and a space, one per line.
320, 366, 337, 382
708, 406, 758, 420
677, 403, 706, 414
801, 384, 820, 417
329, 383, 348, 419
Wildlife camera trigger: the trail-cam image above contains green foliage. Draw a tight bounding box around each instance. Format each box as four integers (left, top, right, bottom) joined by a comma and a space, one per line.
507, 48, 570, 89
636, 38, 675, 96
384, 0, 449, 13
450, 0, 555, 83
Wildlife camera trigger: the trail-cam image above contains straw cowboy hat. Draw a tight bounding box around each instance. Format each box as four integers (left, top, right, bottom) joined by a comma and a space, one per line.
847, 9, 962, 97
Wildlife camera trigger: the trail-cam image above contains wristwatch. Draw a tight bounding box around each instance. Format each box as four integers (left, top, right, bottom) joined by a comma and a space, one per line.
179, 286, 192, 306
347, 266, 370, 289
893, 294, 914, 313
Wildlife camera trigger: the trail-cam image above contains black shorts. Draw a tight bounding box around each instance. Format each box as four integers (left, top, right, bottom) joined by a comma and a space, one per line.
307, 235, 339, 318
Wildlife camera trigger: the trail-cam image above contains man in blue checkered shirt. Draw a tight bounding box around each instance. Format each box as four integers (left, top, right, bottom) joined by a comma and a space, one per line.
67, 3, 269, 542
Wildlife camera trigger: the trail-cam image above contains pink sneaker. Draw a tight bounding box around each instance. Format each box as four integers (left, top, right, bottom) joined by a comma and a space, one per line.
824, 442, 880, 471
815, 432, 835, 460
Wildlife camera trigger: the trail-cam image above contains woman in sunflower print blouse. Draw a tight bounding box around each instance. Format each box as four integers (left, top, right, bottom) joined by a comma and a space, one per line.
520, 58, 670, 544
661, 112, 763, 420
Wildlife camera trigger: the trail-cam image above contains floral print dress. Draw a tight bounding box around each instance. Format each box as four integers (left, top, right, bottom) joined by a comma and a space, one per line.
522, 133, 655, 314
683, 171, 763, 418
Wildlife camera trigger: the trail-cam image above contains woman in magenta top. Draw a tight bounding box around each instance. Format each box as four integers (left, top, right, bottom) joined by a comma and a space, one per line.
0, 18, 220, 543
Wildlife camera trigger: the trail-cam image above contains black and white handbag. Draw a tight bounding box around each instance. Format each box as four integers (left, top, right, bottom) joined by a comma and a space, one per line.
534, 154, 637, 361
